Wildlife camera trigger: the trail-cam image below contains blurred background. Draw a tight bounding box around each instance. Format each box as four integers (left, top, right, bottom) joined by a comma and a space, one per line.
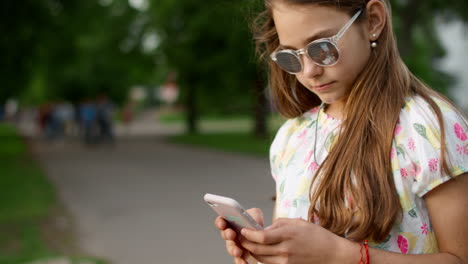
0, 0, 466, 263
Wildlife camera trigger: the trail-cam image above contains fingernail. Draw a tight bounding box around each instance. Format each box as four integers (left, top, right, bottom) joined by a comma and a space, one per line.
240, 229, 247, 236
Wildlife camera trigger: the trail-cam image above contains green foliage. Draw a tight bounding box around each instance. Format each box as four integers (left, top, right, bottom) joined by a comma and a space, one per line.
389, 0, 466, 95
1, 0, 156, 105
0, 1, 53, 103
2, 0, 467, 116
150, 0, 263, 115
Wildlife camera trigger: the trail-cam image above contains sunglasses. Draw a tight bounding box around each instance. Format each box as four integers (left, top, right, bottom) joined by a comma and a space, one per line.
270, 9, 363, 74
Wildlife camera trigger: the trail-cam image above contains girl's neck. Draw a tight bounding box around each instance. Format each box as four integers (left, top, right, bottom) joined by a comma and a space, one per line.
324, 100, 346, 120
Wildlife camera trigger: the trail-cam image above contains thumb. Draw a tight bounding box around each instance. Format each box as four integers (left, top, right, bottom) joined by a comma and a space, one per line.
245, 208, 264, 227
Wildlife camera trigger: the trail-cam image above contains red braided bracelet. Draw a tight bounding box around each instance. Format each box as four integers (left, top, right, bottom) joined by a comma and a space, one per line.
358, 240, 370, 264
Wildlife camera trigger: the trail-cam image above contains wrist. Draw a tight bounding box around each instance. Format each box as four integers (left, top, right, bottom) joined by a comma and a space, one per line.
334, 238, 362, 264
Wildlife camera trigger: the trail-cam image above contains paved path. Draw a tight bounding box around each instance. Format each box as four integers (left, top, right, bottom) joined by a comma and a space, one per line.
30, 134, 275, 264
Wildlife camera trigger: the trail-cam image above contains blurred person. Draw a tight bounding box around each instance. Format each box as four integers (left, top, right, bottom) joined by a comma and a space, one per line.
215, 0, 468, 264
37, 102, 59, 140
80, 99, 98, 145
73, 102, 83, 137
55, 101, 75, 139
96, 95, 115, 143
121, 102, 134, 135
37, 103, 50, 135
159, 73, 180, 108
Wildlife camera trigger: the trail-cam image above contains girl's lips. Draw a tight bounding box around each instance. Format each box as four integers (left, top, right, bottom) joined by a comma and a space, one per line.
313, 81, 335, 92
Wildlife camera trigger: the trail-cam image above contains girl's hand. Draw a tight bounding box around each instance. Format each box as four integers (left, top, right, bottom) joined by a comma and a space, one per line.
215, 208, 265, 264
239, 218, 349, 264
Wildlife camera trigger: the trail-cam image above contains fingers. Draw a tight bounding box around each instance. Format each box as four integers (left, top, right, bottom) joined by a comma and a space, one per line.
215, 216, 227, 230
240, 235, 281, 256
246, 208, 264, 227
234, 257, 248, 264
250, 254, 277, 264
241, 226, 286, 245
221, 228, 237, 241
226, 240, 243, 257
216, 216, 251, 264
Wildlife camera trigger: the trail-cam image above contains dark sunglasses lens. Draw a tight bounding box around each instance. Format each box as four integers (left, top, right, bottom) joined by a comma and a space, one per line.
274, 52, 301, 73
307, 41, 339, 66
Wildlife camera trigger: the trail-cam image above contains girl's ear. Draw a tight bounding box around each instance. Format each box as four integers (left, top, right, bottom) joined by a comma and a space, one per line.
365, 0, 386, 41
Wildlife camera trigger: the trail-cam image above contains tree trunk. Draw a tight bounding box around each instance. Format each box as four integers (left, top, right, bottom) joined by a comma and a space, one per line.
186, 83, 198, 134
253, 77, 268, 139
398, 0, 421, 58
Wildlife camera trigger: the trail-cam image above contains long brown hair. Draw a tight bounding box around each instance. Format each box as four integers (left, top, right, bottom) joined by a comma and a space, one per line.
253, 0, 456, 242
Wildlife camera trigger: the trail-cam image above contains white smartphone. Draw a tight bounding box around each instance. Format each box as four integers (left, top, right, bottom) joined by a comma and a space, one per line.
204, 193, 263, 232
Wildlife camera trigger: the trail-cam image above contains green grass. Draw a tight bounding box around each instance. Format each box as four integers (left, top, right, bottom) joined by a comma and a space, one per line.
0, 124, 55, 224
169, 132, 276, 157
0, 123, 105, 264
0, 123, 57, 263
159, 111, 251, 124
165, 112, 287, 156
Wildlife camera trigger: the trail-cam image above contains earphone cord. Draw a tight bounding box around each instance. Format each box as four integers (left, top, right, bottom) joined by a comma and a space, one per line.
313, 103, 326, 165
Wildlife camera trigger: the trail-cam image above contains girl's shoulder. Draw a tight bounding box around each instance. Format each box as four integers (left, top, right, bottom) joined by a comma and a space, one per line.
399, 95, 467, 132
395, 95, 467, 195
269, 106, 321, 156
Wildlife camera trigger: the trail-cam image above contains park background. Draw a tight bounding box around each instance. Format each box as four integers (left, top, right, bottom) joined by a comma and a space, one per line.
1, 0, 467, 264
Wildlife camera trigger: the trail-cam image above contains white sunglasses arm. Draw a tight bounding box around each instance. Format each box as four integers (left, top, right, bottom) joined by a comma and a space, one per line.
334, 9, 362, 41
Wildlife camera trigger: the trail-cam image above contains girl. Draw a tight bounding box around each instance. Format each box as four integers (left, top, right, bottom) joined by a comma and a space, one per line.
215, 0, 468, 263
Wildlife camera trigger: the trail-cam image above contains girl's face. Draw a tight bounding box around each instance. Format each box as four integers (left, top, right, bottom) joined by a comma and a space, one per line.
272, 3, 371, 106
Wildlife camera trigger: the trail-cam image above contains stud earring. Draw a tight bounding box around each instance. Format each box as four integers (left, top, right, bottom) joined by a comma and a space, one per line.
371, 33, 378, 48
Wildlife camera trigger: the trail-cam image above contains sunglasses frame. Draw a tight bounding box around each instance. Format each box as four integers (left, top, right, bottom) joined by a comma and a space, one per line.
270, 9, 363, 74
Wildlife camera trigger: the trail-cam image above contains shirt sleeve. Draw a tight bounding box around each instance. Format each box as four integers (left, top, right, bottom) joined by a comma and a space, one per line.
269, 118, 293, 183
399, 96, 468, 197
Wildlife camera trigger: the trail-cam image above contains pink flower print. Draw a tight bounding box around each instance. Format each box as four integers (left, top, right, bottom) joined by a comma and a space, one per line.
394, 125, 402, 136
304, 150, 313, 164
408, 138, 416, 151
455, 144, 468, 155
454, 123, 467, 141
298, 129, 307, 140
282, 200, 292, 209
309, 107, 320, 114
400, 168, 408, 178
309, 161, 319, 172
391, 147, 396, 160
428, 158, 439, 172
410, 162, 421, 177
397, 235, 409, 254
312, 213, 320, 224
421, 223, 429, 235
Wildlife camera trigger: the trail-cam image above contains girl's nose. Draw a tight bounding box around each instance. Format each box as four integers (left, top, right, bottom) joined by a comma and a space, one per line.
301, 55, 323, 78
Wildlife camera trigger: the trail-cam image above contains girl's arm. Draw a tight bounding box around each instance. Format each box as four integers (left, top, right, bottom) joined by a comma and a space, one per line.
340, 172, 468, 264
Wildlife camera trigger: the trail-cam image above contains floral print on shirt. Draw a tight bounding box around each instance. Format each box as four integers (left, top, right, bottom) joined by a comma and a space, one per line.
269, 96, 467, 254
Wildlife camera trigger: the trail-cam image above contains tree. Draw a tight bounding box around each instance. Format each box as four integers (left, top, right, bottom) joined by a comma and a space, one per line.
390, 0, 468, 95
0, 1, 54, 103
1, 0, 156, 106
151, 0, 267, 136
